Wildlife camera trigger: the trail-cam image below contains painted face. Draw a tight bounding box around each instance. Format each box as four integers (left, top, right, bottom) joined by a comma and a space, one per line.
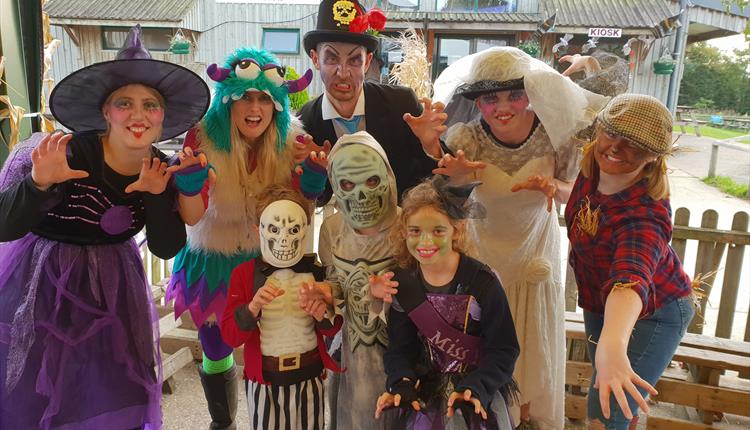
475, 89, 534, 137
311, 42, 372, 105
231, 90, 275, 143
405, 206, 458, 267
594, 128, 655, 176
103, 84, 165, 148
330, 144, 390, 230
259, 199, 308, 268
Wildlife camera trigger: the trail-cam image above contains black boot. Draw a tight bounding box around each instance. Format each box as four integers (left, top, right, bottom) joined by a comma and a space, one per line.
199, 364, 238, 430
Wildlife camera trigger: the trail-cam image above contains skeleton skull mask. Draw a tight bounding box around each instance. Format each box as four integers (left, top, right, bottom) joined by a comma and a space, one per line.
259, 200, 308, 268
331, 144, 390, 230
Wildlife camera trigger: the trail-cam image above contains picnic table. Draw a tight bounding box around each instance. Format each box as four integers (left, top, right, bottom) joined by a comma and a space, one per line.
675, 105, 704, 137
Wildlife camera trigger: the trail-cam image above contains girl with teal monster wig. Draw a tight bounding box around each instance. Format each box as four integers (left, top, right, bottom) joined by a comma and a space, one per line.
165, 46, 325, 429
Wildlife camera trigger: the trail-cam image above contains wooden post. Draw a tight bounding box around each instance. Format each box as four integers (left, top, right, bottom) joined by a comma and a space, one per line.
715, 212, 749, 339
688, 210, 724, 334
707, 141, 718, 178
672, 207, 690, 263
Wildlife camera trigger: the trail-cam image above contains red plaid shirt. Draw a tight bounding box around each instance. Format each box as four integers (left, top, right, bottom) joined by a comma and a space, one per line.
565, 172, 692, 318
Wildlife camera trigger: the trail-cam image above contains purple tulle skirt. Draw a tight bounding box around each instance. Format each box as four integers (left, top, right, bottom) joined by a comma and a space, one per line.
0, 233, 162, 430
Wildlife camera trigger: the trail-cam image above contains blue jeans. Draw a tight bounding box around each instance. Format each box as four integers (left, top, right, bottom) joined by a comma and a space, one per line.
583, 296, 695, 429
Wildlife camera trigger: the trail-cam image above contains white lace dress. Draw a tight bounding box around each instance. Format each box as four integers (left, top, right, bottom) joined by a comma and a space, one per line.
445, 119, 580, 430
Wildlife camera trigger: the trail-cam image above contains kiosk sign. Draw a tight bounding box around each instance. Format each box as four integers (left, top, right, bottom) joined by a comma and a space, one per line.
588, 28, 622, 38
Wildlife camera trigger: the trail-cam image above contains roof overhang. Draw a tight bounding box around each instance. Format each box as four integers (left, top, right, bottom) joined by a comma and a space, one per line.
50, 18, 182, 28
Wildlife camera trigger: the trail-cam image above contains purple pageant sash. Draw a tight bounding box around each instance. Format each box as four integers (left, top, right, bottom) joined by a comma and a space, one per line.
407, 295, 482, 371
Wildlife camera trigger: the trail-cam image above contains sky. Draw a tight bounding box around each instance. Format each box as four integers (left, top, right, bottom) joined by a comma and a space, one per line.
706, 34, 748, 56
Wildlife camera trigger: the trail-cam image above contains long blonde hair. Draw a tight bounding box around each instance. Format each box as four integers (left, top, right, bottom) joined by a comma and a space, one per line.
390, 180, 475, 269
219, 117, 292, 188
580, 129, 670, 201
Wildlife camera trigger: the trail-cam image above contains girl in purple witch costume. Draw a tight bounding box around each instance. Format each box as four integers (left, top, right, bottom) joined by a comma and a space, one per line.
372, 177, 519, 430
164, 47, 325, 429
0, 26, 210, 429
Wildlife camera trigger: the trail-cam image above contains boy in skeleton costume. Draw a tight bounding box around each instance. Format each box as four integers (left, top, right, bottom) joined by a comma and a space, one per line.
165, 47, 326, 429
317, 131, 400, 429
220, 185, 341, 430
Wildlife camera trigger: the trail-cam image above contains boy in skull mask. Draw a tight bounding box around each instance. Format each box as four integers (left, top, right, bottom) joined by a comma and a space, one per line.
316, 131, 400, 429
220, 184, 342, 429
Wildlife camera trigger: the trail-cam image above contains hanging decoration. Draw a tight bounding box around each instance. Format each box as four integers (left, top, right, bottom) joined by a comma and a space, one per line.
651, 11, 683, 38
169, 28, 191, 55
652, 46, 676, 75
581, 37, 599, 54
552, 34, 574, 56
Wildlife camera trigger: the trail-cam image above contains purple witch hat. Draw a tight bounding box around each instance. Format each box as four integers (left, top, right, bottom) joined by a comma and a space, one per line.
50, 25, 210, 140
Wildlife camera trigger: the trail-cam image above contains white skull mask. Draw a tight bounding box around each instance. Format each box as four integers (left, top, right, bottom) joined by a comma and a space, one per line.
259, 200, 308, 268
331, 144, 390, 230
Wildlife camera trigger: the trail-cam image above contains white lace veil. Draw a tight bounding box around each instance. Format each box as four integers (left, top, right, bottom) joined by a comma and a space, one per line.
433, 47, 610, 151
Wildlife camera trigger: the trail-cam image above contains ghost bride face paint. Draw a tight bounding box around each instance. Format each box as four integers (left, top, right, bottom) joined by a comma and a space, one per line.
259, 200, 308, 267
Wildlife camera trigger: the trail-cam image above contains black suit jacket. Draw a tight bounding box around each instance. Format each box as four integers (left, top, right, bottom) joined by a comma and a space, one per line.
299, 82, 435, 205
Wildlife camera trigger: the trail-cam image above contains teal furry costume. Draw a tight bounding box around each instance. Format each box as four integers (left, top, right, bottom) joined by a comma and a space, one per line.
165, 47, 317, 380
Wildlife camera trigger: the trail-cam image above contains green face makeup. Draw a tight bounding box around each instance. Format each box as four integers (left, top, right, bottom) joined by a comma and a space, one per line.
405, 207, 455, 266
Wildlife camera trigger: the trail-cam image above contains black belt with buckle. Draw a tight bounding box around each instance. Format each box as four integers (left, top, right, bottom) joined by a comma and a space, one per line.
261, 349, 324, 386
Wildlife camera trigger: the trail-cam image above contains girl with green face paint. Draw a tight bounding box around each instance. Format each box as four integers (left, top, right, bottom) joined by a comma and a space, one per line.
371, 177, 519, 429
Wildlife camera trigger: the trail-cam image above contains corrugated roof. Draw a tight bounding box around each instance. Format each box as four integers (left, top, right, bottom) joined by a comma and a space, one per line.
388, 0, 673, 29
542, 0, 674, 29
45, 0, 196, 22
387, 11, 540, 24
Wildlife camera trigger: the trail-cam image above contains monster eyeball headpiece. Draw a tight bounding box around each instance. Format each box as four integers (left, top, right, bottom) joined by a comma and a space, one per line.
202, 47, 313, 153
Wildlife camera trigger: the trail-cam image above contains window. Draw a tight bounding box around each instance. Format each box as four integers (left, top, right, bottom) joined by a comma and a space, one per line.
432, 36, 512, 80
102, 27, 173, 51
262, 29, 300, 54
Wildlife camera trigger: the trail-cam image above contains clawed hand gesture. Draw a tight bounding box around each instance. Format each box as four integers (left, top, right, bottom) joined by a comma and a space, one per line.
447, 389, 487, 420
292, 134, 332, 166
31, 132, 89, 190
368, 272, 398, 304
511, 175, 557, 212
299, 281, 333, 321
560, 54, 602, 77
374, 391, 421, 419
248, 282, 285, 318
403, 97, 448, 158
124, 157, 181, 194
594, 345, 658, 420
432, 150, 487, 179
175, 146, 217, 187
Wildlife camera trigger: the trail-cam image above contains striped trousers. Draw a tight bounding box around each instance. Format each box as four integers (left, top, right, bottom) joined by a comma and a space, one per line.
246, 376, 325, 430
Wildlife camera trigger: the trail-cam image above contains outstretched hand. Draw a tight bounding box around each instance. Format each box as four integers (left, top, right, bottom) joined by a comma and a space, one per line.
31, 132, 89, 190
175, 146, 217, 187
432, 150, 486, 179
594, 344, 658, 420
293, 134, 331, 165
125, 157, 178, 194
368, 272, 398, 303
511, 175, 557, 212
403, 97, 448, 158
446, 389, 487, 420
248, 282, 285, 318
560, 54, 602, 77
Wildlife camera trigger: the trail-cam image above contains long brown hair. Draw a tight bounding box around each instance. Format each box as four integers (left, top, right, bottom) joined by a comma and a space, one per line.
390, 180, 475, 269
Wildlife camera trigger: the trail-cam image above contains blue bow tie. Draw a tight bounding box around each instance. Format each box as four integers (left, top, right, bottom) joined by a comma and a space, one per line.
336, 115, 363, 134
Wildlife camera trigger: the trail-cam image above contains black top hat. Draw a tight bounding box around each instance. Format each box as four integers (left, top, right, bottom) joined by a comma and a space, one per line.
303, 0, 380, 56
50, 25, 210, 141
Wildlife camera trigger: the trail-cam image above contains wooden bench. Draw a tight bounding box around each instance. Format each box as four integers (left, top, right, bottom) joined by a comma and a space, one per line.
565, 312, 750, 427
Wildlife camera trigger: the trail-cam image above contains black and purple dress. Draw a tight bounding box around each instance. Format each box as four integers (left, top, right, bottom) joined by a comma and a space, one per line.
0, 132, 185, 429
384, 254, 519, 430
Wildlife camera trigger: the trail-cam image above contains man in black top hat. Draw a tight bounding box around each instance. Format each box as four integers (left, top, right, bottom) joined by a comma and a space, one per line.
298, 0, 435, 205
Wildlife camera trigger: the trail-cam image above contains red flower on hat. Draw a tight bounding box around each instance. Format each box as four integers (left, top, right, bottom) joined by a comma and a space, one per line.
367, 8, 387, 31
349, 14, 369, 33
